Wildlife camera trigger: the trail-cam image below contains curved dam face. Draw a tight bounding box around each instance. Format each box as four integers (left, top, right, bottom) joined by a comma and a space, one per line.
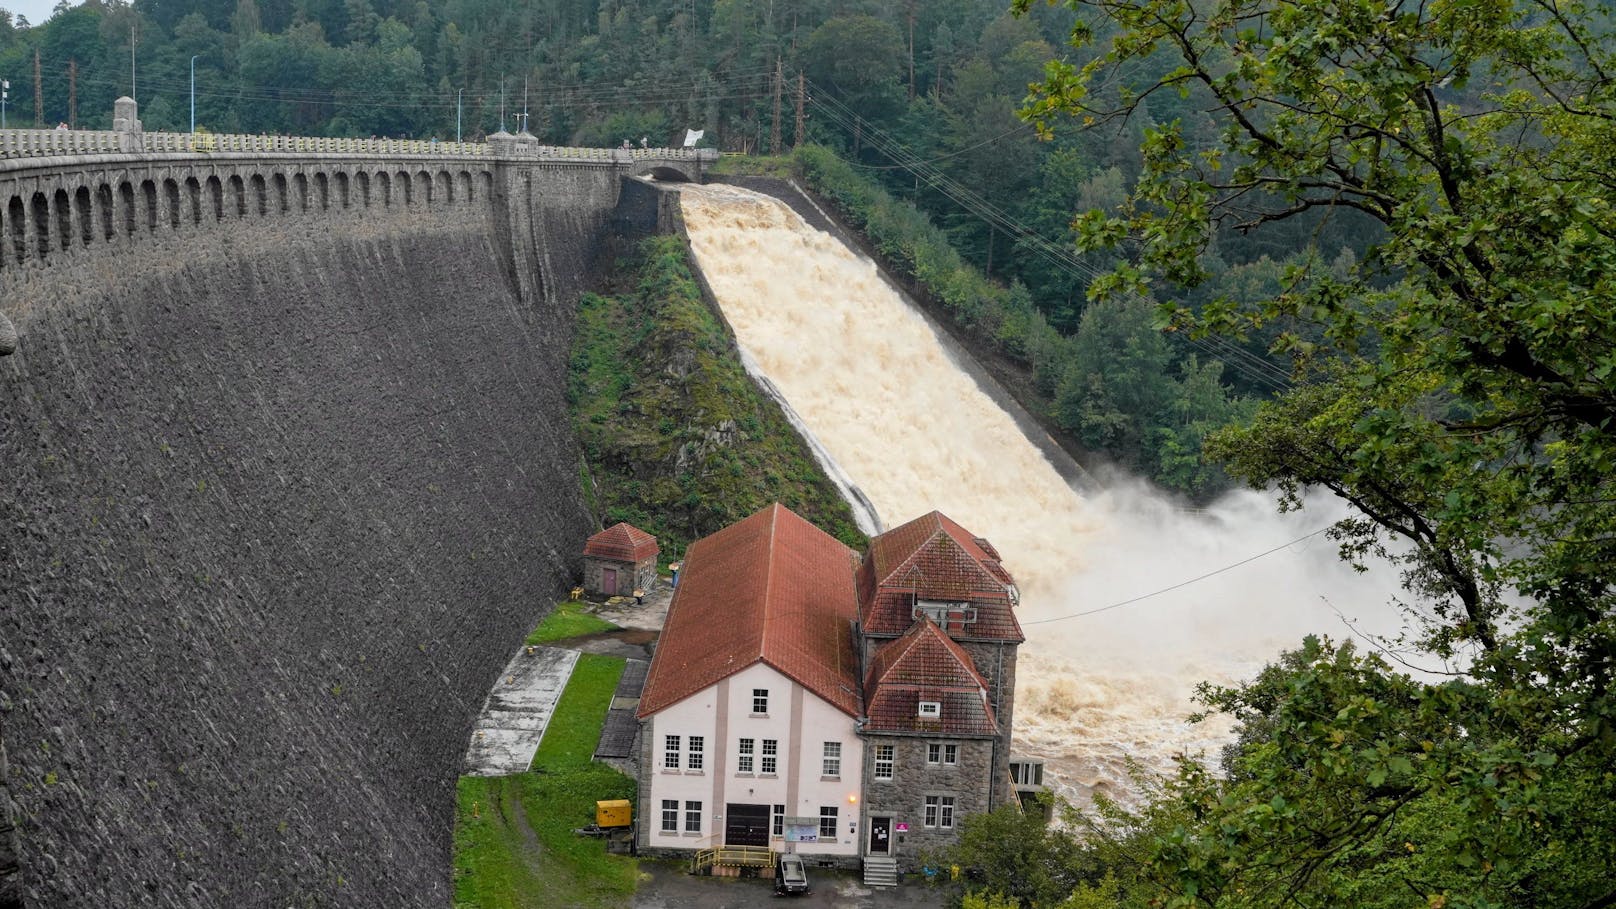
0, 162, 599, 906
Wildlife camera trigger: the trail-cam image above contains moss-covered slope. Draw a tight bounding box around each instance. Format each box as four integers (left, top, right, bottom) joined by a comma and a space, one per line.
569, 236, 866, 559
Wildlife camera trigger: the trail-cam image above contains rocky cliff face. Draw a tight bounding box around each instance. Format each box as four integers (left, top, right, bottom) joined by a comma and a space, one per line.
0, 198, 593, 906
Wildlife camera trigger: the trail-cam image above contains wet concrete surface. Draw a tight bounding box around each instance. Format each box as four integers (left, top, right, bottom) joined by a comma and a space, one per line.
631, 861, 950, 908
462, 645, 579, 775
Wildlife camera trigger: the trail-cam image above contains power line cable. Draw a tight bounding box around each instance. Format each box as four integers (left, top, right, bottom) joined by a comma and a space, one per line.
1020, 526, 1333, 625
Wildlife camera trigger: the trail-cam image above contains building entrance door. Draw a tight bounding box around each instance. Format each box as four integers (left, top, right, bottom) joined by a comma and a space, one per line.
602, 567, 618, 595
725, 803, 770, 847
868, 816, 891, 854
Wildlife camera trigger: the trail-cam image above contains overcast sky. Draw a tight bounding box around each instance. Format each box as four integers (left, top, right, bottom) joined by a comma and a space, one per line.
6, 0, 71, 28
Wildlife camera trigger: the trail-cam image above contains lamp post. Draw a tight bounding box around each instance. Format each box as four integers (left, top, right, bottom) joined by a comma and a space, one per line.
2, 80, 8, 130
456, 88, 463, 143
189, 55, 199, 134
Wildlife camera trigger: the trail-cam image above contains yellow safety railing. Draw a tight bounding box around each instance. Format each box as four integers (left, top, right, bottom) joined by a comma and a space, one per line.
691, 845, 773, 875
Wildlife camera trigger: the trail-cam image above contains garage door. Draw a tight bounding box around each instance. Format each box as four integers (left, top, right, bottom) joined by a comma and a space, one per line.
724, 803, 770, 847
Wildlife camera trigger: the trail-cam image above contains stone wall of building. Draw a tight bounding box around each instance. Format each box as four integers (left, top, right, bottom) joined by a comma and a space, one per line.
858, 736, 996, 872
0, 163, 612, 906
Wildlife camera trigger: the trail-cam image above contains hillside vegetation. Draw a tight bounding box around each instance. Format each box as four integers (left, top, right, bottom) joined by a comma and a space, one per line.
569, 235, 865, 560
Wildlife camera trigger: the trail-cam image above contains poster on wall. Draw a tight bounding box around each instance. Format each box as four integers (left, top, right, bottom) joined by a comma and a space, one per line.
784, 818, 819, 843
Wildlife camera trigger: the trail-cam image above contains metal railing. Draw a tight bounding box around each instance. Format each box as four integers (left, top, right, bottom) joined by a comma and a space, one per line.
691, 845, 773, 874
0, 127, 713, 163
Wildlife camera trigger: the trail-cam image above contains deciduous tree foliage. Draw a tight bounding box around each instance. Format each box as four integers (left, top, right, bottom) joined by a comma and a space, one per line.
1016, 0, 1616, 904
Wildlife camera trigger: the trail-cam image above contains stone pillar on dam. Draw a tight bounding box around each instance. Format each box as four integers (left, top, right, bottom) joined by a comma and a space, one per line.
0, 126, 702, 905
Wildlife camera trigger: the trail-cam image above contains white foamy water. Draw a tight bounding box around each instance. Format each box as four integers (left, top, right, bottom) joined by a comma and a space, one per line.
678, 183, 1406, 805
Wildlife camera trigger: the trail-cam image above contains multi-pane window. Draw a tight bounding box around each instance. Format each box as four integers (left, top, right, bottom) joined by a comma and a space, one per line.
761, 739, 778, 774
752, 688, 769, 714
918, 700, 942, 718
924, 795, 938, 827
874, 744, 894, 780
924, 795, 956, 828
926, 743, 941, 764
685, 800, 703, 833
822, 741, 841, 777
944, 744, 958, 765
664, 735, 681, 770
772, 804, 786, 837
661, 799, 679, 832
819, 806, 839, 840
687, 736, 704, 770
737, 737, 755, 773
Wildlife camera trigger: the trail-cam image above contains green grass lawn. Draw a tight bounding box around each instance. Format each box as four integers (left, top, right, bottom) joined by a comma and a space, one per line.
524, 600, 619, 645
453, 654, 638, 909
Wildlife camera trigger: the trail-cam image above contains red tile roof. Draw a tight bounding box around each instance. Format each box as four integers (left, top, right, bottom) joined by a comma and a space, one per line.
583, 522, 660, 563
864, 618, 997, 736
638, 504, 862, 719
858, 511, 1024, 641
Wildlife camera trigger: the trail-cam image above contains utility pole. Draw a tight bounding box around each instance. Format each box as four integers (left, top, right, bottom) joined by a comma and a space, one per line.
456, 88, 463, 142
68, 59, 77, 128
771, 57, 782, 155
499, 76, 506, 132
33, 50, 41, 127
130, 24, 137, 102
190, 55, 199, 133
906, 1, 916, 100
1, 79, 8, 129
794, 72, 805, 149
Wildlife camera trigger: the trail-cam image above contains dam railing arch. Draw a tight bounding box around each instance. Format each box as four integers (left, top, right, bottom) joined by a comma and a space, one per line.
0, 99, 715, 274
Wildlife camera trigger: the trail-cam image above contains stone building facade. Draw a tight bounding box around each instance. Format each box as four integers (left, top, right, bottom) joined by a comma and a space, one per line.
582, 522, 659, 597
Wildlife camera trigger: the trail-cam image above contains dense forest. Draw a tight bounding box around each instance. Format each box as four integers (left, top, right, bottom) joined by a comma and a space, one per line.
0, 0, 1306, 495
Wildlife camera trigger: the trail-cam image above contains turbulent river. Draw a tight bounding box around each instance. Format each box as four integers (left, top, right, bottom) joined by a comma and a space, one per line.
677, 182, 1404, 805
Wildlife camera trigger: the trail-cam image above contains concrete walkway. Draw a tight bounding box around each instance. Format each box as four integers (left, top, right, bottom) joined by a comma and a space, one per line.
462, 644, 580, 776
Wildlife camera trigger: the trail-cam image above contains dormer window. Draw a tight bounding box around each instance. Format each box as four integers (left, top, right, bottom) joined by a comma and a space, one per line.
918, 700, 941, 719
914, 600, 976, 627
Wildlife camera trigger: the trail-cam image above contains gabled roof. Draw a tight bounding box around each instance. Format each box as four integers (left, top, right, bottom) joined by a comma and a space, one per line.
857, 511, 1024, 640
583, 522, 659, 563
864, 618, 997, 736
638, 504, 862, 718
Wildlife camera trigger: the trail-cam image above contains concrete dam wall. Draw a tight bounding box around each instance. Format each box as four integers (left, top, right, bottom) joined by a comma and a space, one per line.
0, 154, 644, 906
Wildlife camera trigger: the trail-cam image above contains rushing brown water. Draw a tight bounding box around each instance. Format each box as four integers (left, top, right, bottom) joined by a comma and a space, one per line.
677, 183, 1404, 805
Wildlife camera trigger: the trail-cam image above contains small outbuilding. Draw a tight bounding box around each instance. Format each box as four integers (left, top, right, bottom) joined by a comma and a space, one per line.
582, 522, 659, 598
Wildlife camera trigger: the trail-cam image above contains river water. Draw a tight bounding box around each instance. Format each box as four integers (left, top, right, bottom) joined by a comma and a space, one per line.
676, 182, 1404, 805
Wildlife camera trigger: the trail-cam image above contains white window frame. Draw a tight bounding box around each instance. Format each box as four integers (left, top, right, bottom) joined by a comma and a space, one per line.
818, 805, 838, 840
661, 799, 679, 833
940, 795, 956, 829
822, 741, 841, 778
918, 700, 942, 719
752, 688, 769, 714
663, 735, 681, 770
761, 738, 778, 775
685, 800, 702, 834
926, 742, 941, 765
737, 737, 755, 774
944, 743, 958, 765
924, 795, 939, 828
873, 743, 894, 781
687, 735, 704, 771
772, 804, 785, 837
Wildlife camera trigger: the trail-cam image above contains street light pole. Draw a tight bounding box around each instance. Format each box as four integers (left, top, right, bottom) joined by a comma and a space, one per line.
2, 79, 8, 129
456, 88, 463, 143
189, 55, 199, 133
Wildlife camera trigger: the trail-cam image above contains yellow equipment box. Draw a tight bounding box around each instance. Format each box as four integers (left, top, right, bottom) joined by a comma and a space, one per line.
596, 800, 632, 828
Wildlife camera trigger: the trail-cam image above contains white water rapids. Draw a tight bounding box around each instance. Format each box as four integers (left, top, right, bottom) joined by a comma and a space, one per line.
677, 182, 1406, 805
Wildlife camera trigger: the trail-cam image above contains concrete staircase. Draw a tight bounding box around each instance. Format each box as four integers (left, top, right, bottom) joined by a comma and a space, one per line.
862, 856, 899, 888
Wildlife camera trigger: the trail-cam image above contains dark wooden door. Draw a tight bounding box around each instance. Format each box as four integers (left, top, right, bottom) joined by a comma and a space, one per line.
725, 803, 770, 847
868, 816, 891, 854
602, 567, 618, 595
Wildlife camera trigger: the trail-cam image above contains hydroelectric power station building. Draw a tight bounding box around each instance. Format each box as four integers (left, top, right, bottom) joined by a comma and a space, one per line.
635, 504, 1023, 876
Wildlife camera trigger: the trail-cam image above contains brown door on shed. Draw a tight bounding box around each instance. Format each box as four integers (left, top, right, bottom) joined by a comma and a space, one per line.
725, 803, 770, 847
602, 567, 618, 595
